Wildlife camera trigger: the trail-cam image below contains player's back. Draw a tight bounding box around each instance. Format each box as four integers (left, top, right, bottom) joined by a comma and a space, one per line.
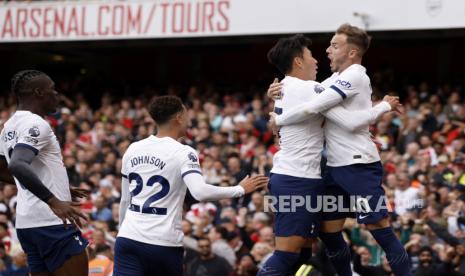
271, 76, 325, 179
0, 111, 71, 229
322, 64, 380, 166
118, 135, 196, 247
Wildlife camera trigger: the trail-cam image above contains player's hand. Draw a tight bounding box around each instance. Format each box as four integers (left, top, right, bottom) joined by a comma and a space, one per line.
370, 134, 382, 153
239, 175, 268, 194
268, 112, 279, 135
70, 187, 91, 202
47, 196, 88, 229
267, 78, 283, 100
383, 95, 402, 114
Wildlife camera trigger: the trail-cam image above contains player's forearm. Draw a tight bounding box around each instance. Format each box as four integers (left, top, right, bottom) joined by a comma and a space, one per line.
119, 199, 129, 226
275, 91, 343, 126
323, 101, 391, 131
0, 156, 15, 184
184, 173, 244, 201
119, 177, 130, 225
8, 159, 53, 203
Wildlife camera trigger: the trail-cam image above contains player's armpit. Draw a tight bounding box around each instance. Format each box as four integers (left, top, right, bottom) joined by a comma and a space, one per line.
0, 155, 14, 184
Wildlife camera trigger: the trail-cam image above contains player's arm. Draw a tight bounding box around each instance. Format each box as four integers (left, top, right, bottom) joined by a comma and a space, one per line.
273, 89, 344, 126
8, 147, 55, 202
272, 74, 361, 126
180, 148, 267, 201
119, 174, 130, 226
184, 173, 268, 201
321, 96, 398, 131
0, 155, 14, 184
8, 147, 86, 228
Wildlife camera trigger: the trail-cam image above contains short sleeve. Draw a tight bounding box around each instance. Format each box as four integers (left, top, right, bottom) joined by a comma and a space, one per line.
121, 150, 130, 179
179, 146, 202, 179
327, 70, 361, 100
15, 119, 52, 155
0, 130, 5, 157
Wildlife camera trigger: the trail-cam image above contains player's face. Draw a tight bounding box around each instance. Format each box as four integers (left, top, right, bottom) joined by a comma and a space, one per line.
177, 106, 189, 137
38, 75, 60, 114
326, 33, 353, 73
300, 47, 318, 81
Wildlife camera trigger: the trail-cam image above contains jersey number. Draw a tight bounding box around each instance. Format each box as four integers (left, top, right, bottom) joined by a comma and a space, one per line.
128, 172, 170, 215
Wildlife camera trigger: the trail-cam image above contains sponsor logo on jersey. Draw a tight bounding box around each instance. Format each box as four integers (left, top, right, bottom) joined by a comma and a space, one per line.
335, 79, 352, 89
28, 126, 40, 137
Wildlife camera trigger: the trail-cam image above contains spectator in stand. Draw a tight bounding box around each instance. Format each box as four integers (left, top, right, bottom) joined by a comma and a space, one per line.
186, 237, 233, 276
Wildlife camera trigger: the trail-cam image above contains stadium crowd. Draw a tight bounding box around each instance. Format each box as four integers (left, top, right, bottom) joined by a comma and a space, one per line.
0, 79, 464, 276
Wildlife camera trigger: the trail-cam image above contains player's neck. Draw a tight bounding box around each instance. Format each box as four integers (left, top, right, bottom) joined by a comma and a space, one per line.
338, 59, 362, 73
16, 102, 46, 117
287, 71, 312, 81
156, 127, 180, 140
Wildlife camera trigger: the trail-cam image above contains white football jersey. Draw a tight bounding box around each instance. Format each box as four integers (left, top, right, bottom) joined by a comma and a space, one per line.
118, 136, 202, 247
0, 111, 71, 229
322, 64, 380, 166
271, 76, 325, 179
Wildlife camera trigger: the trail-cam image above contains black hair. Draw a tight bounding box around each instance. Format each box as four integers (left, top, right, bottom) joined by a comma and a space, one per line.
267, 34, 312, 74
198, 236, 211, 244
419, 246, 433, 255
148, 96, 184, 125
214, 225, 229, 240
11, 70, 47, 98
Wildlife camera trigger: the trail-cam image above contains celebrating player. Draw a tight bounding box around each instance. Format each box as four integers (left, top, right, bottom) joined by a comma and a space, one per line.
258, 34, 400, 275
0, 70, 89, 276
267, 24, 411, 276
114, 95, 268, 276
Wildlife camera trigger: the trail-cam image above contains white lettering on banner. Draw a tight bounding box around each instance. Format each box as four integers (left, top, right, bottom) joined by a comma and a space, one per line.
1, 0, 465, 42
0, 1, 230, 41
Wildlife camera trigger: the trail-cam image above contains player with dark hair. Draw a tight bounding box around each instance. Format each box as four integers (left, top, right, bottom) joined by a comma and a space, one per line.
268, 24, 410, 276
114, 95, 268, 276
0, 70, 89, 276
259, 34, 399, 275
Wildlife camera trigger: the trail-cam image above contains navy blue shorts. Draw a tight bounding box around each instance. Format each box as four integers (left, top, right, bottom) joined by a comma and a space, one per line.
322, 161, 388, 224
114, 237, 184, 276
268, 173, 325, 238
16, 224, 88, 273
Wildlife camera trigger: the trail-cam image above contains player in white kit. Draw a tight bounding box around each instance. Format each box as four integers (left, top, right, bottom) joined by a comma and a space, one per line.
113, 95, 268, 276
258, 34, 399, 276
0, 70, 89, 276
268, 25, 411, 276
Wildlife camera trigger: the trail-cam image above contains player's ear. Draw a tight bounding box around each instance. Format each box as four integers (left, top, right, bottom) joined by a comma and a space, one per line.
294, 56, 303, 69
33, 87, 43, 96
348, 47, 359, 59
175, 112, 184, 124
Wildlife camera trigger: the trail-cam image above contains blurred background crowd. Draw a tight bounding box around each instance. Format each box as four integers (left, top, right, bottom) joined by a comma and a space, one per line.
0, 76, 464, 276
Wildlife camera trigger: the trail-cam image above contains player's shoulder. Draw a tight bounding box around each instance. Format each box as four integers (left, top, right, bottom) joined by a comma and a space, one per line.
282, 77, 325, 95
328, 64, 368, 91
10, 111, 44, 124
339, 64, 368, 81
178, 145, 199, 160
14, 111, 52, 137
